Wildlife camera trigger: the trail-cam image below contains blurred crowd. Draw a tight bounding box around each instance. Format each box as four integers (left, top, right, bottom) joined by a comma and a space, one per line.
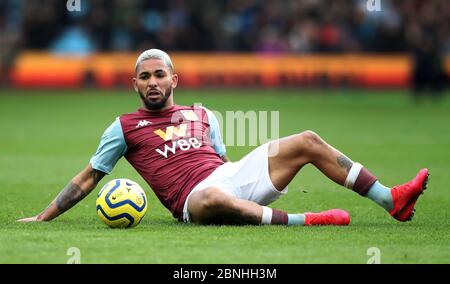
0, 0, 448, 54
0, 0, 449, 90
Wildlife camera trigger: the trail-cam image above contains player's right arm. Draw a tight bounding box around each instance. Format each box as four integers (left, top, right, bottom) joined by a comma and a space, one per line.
18, 118, 127, 222
18, 165, 106, 222
202, 107, 228, 161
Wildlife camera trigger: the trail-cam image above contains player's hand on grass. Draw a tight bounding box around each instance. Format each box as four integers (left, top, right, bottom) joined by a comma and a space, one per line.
17, 165, 105, 224
17, 202, 58, 222
17, 215, 43, 222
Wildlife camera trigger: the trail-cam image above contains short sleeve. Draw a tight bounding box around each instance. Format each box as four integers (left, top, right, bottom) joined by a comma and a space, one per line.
90, 118, 127, 174
202, 107, 227, 157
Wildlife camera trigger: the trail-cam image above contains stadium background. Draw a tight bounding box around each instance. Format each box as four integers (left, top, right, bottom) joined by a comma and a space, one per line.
0, 0, 449, 264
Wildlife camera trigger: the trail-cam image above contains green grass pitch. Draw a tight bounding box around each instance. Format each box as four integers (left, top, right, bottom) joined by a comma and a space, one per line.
0, 88, 449, 264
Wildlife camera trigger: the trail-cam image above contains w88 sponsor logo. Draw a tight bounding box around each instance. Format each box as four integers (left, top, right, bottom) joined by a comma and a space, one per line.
156, 137, 202, 158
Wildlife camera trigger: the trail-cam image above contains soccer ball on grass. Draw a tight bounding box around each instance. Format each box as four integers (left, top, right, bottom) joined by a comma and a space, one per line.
96, 179, 148, 228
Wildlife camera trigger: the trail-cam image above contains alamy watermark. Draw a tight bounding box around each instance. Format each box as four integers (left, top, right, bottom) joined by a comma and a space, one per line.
216, 110, 279, 147
183, 103, 280, 155
67, 0, 381, 13
67, 247, 81, 264
366, 0, 382, 12
367, 247, 381, 264
67, 0, 81, 12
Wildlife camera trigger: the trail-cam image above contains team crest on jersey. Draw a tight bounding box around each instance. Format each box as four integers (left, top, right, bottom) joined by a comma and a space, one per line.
180, 110, 198, 122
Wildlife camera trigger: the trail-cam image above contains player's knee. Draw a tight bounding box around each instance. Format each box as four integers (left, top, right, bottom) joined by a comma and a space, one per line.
201, 187, 231, 212
297, 130, 323, 149
292, 130, 325, 161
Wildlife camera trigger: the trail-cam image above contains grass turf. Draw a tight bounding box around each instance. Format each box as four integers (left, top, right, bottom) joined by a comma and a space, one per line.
0, 88, 449, 264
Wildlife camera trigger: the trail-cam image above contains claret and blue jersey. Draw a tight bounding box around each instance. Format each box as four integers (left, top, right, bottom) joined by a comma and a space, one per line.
90, 105, 227, 220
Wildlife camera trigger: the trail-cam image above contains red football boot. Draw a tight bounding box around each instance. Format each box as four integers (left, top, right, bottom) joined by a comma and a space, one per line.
389, 168, 429, 222
304, 209, 350, 226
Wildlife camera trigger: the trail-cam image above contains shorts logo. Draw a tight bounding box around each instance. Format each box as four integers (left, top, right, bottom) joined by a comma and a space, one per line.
180, 110, 198, 121
154, 124, 188, 141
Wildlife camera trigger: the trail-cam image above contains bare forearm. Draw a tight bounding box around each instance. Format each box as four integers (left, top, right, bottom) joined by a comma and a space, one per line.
36, 166, 105, 221
36, 182, 88, 221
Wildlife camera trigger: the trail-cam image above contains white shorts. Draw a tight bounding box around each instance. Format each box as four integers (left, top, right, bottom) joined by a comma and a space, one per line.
182, 142, 288, 222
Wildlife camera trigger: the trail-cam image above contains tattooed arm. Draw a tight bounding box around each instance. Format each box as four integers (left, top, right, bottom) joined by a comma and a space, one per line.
18, 164, 105, 222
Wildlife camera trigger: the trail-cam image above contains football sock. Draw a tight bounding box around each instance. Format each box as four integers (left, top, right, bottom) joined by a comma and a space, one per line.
344, 162, 378, 196
366, 181, 393, 211
288, 213, 306, 226
261, 207, 305, 226
343, 162, 393, 211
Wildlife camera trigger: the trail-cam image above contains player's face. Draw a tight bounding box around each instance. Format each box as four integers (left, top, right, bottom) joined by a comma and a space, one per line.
133, 59, 178, 111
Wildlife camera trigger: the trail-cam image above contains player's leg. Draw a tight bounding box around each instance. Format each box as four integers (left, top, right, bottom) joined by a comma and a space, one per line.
187, 187, 261, 225
187, 186, 350, 226
268, 131, 371, 193
268, 130, 429, 222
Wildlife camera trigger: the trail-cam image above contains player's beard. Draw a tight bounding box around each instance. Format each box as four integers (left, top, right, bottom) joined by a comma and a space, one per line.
139, 87, 172, 111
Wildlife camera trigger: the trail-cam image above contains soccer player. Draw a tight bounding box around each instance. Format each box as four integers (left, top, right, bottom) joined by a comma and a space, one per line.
18, 49, 429, 226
